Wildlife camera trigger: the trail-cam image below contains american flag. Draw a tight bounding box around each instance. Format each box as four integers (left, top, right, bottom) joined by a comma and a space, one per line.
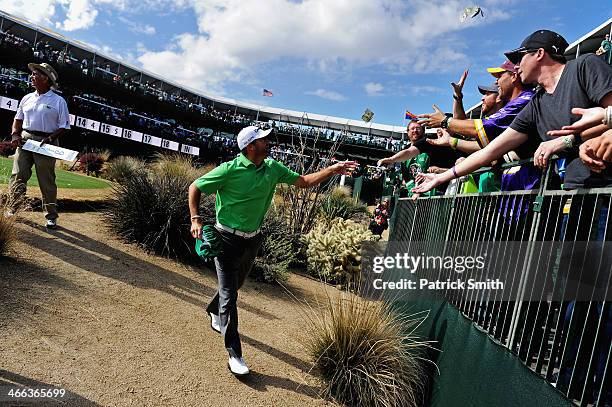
262, 89, 273, 97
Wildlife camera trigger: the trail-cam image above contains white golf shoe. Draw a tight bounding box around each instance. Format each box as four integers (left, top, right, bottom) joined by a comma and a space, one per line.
209, 312, 221, 333
228, 356, 249, 376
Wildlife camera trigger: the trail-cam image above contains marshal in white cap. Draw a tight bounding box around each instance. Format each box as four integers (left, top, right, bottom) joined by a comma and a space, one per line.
236, 126, 273, 150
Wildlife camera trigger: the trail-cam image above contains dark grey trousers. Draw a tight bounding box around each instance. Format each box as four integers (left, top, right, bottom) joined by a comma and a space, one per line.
205, 228, 263, 358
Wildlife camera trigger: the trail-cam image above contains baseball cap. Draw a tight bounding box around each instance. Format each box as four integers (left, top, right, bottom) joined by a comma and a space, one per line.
236, 126, 273, 150
486, 60, 518, 76
478, 82, 499, 95
504, 30, 569, 64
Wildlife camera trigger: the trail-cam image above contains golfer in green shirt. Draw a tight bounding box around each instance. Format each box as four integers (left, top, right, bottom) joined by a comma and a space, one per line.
188, 125, 356, 376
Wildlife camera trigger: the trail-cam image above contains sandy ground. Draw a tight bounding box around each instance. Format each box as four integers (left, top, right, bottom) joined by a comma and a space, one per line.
0, 209, 335, 406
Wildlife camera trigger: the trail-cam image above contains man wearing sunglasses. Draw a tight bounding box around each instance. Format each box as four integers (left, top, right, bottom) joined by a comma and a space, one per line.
414, 29, 612, 194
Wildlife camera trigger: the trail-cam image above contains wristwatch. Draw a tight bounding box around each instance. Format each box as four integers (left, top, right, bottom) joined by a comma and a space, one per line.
441, 116, 452, 129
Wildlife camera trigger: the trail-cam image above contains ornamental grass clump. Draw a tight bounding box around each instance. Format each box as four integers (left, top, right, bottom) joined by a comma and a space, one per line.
306, 292, 427, 407
103, 156, 147, 183
319, 186, 369, 225
105, 154, 214, 259
0, 201, 16, 257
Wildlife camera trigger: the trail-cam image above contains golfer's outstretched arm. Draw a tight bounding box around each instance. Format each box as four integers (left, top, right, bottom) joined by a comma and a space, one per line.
293, 161, 357, 188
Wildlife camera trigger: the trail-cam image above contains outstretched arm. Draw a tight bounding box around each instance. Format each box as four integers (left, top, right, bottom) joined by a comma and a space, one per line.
293, 161, 357, 188
377, 146, 420, 167
418, 104, 480, 138
412, 127, 528, 193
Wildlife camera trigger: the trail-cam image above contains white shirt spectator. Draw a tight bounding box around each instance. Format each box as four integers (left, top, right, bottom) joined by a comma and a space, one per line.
15, 90, 70, 133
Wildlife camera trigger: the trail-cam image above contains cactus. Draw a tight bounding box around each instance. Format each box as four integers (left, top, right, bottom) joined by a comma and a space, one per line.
303, 217, 377, 285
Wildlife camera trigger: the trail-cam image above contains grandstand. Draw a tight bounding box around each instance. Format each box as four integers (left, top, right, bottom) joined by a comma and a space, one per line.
1, 7, 611, 406
0, 9, 409, 166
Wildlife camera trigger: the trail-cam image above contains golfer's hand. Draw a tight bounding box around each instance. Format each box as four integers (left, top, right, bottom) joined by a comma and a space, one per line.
534, 138, 566, 168
190, 219, 203, 239
331, 160, 358, 175
547, 107, 605, 137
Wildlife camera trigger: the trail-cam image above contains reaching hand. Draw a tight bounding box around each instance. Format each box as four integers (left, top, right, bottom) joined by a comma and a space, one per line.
331, 160, 358, 175
547, 107, 605, 137
533, 138, 567, 168
417, 104, 446, 128
427, 128, 452, 147
579, 132, 612, 172
412, 172, 442, 194
451, 69, 469, 98
377, 158, 390, 167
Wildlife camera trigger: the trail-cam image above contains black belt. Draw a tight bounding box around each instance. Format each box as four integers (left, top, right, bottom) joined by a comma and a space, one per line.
23, 129, 52, 137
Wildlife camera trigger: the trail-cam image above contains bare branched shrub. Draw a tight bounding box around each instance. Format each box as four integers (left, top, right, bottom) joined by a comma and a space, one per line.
275, 127, 348, 236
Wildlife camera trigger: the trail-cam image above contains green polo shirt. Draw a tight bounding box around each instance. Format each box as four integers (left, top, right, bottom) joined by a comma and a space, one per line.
194, 153, 300, 232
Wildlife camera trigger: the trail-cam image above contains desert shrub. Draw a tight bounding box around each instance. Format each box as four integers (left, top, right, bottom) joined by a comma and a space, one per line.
104, 156, 147, 183
251, 207, 298, 283
56, 159, 78, 171
306, 292, 427, 407
79, 153, 105, 176
104, 155, 214, 259
274, 129, 349, 237
0, 141, 15, 157
97, 149, 112, 162
0, 201, 16, 257
303, 218, 377, 286
152, 152, 202, 180
319, 186, 369, 225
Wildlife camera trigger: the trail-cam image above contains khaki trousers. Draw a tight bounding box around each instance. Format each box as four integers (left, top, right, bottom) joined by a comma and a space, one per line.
8, 131, 58, 220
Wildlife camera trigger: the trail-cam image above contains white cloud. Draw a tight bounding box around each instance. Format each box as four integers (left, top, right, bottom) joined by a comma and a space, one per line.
55, 0, 98, 31
118, 16, 156, 35
136, 0, 512, 90
409, 85, 446, 95
0, 0, 134, 31
365, 82, 384, 96
0, 0, 58, 25
0, 0, 514, 94
306, 89, 347, 101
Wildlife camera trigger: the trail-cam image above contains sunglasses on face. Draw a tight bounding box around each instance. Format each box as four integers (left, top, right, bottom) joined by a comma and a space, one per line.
516, 49, 540, 63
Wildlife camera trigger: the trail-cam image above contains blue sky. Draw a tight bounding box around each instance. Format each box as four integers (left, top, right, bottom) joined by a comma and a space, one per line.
1, 1, 610, 126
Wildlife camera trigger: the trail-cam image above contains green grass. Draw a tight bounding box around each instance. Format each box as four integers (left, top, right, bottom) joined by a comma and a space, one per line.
0, 157, 111, 189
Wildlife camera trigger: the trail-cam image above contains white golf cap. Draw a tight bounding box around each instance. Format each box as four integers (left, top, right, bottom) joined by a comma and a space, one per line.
236, 126, 273, 150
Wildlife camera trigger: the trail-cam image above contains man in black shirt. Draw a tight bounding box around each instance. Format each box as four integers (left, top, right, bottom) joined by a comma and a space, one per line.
414, 29, 612, 194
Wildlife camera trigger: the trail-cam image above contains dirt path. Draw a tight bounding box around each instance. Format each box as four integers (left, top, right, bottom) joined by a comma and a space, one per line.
1, 211, 334, 406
